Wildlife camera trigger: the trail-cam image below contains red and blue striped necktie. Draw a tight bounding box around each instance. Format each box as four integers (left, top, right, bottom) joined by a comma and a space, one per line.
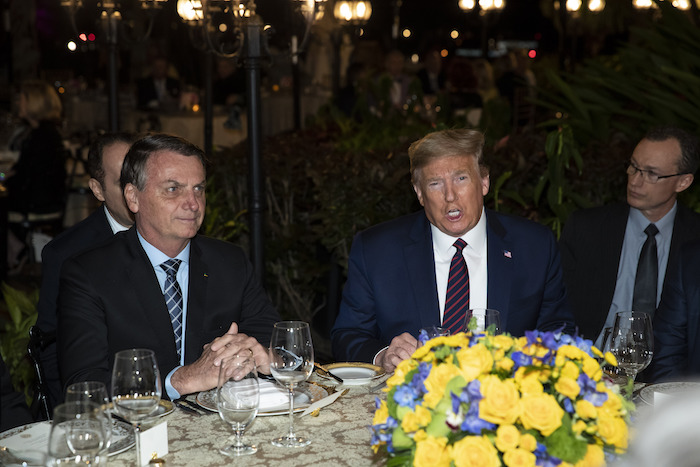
443, 239, 470, 334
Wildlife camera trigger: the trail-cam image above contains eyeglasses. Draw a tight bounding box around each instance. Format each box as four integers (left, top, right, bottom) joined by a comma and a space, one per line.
626, 161, 687, 184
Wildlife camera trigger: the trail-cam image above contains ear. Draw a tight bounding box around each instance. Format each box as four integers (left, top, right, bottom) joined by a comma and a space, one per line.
124, 183, 139, 214
676, 173, 694, 193
481, 173, 490, 196
413, 183, 425, 207
88, 178, 105, 203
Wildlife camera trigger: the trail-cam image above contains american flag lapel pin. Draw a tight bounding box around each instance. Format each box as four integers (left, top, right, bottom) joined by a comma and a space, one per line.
503, 250, 512, 259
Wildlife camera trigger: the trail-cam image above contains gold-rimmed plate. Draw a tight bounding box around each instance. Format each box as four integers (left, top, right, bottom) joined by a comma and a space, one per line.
321, 362, 386, 386
638, 382, 700, 405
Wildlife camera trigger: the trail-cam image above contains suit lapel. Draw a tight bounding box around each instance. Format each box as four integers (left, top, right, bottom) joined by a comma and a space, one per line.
601, 204, 629, 308
485, 212, 513, 329
404, 214, 440, 329
124, 229, 179, 359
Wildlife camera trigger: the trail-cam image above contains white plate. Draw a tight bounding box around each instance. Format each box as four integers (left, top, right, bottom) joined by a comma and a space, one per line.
639, 382, 700, 405
321, 362, 385, 386
0, 419, 135, 460
196, 381, 328, 416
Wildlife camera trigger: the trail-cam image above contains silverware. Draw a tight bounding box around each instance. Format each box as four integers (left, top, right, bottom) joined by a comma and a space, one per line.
314, 362, 344, 384
174, 400, 201, 416
369, 380, 387, 393
180, 398, 210, 415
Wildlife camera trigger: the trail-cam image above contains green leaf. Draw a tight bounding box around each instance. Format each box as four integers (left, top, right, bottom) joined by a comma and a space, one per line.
543, 414, 588, 463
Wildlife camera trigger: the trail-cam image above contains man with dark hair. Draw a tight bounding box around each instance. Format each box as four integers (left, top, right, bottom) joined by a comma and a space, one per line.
560, 125, 700, 350
36, 132, 136, 410
57, 134, 279, 398
331, 128, 574, 372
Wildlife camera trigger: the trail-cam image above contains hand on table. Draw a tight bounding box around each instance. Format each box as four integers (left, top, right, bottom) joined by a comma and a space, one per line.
171, 322, 269, 394
376, 332, 418, 373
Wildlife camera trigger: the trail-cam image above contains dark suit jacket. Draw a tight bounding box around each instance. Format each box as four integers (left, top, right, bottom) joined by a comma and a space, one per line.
36, 207, 115, 408
57, 227, 280, 394
559, 202, 700, 341
650, 238, 700, 382
331, 210, 574, 363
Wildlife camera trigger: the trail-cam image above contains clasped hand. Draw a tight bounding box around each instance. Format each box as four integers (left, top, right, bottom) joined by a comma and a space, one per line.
171, 322, 270, 395
376, 332, 418, 373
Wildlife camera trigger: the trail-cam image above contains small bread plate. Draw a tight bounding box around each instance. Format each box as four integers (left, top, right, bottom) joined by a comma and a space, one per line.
320, 362, 386, 386
638, 381, 700, 405
196, 381, 328, 416
0, 418, 135, 461
109, 399, 173, 418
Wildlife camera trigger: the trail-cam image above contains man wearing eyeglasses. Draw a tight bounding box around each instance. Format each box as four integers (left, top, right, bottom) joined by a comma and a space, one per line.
559, 125, 700, 351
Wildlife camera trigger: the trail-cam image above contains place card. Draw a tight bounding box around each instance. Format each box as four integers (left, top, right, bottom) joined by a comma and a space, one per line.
138, 421, 168, 466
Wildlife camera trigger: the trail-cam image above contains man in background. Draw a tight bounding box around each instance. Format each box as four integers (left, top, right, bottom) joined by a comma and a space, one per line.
560, 126, 700, 349
36, 132, 136, 411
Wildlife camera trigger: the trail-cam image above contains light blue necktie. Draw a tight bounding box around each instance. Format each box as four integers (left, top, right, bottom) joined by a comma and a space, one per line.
160, 259, 183, 360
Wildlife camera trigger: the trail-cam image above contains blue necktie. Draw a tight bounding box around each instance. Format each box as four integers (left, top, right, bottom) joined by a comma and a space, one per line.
443, 239, 470, 334
161, 259, 183, 360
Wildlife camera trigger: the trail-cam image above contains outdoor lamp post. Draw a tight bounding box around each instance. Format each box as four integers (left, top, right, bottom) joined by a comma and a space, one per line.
457, 0, 505, 58
331, 0, 372, 97
61, 0, 167, 131
176, 0, 325, 283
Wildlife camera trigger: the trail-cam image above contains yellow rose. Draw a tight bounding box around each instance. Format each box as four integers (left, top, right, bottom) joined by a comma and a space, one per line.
387, 359, 417, 387
574, 444, 605, 467
373, 401, 389, 425
497, 357, 515, 372
582, 356, 603, 381
575, 399, 598, 420
555, 376, 581, 399
519, 433, 537, 452
493, 334, 516, 350
451, 436, 500, 467
558, 344, 587, 361
560, 360, 581, 380
415, 436, 451, 467
604, 351, 618, 367
597, 413, 628, 449
572, 419, 588, 435
423, 363, 462, 408
599, 388, 623, 415
456, 343, 494, 382
401, 405, 432, 432
479, 375, 521, 425
414, 429, 428, 442
495, 424, 520, 452
413, 343, 435, 362
503, 448, 537, 467
520, 393, 564, 436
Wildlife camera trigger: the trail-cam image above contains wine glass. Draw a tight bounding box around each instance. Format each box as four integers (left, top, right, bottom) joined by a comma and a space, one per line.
65, 381, 112, 454
608, 311, 654, 383
111, 348, 162, 464
217, 352, 260, 456
269, 320, 314, 447
465, 308, 501, 334
47, 401, 107, 465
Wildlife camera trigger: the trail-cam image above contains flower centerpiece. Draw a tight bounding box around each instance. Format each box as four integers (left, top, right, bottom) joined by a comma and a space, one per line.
370, 329, 633, 467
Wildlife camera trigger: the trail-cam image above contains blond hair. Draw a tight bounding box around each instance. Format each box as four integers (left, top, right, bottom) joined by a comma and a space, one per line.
21, 80, 62, 123
408, 129, 486, 184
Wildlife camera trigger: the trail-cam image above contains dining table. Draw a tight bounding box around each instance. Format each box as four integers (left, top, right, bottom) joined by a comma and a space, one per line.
108, 380, 384, 466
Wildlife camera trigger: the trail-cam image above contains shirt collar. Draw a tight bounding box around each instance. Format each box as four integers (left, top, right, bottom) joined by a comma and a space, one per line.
430, 207, 488, 259
629, 202, 677, 238
103, 205, 130, 234
137, 231, 191, 268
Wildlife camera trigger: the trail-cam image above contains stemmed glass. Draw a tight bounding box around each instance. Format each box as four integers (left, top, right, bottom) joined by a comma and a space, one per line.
111, 348, 162, 464
217, 352, 260, 457
269, 320, 314, 448
418, 326, 450, 345
465, 308, 501, 334
606, 311, 654, 383
47, 401, 107, 465
65, 381, 112, 455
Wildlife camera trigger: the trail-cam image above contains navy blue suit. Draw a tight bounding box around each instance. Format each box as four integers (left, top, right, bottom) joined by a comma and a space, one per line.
36, 207, 115, 409
57, 227, 280, 394
650, 238, 700, 382
331, 209, 575, 363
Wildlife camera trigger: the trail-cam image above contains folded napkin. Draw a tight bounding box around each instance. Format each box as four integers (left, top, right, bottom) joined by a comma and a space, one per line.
258, 380, 291, 410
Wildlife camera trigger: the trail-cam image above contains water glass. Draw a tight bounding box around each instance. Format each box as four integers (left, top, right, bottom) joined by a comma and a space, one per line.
465, 308, 501, 334
47, 401, 107, 465
217, 353, 260, 456
65, 381, 112, 452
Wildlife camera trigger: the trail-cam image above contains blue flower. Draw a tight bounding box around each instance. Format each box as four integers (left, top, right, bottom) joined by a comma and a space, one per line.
562, 397, 574, 414
409, 362, 430, 395
393, 385, 419, 408
510, 351, 532, 370
460, 401, 496, 434
534, 443, 562, 466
